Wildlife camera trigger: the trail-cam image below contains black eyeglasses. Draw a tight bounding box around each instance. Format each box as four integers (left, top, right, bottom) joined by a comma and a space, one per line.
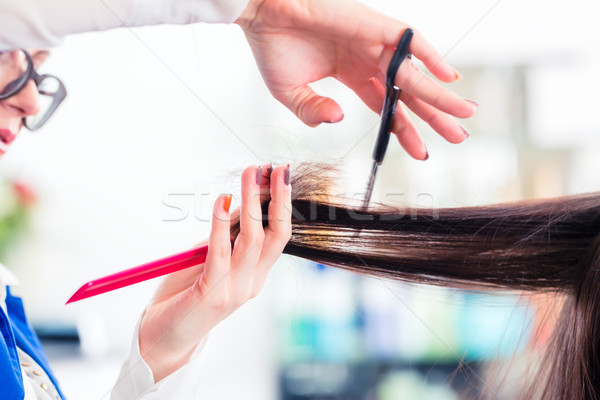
0, 49, 67, 131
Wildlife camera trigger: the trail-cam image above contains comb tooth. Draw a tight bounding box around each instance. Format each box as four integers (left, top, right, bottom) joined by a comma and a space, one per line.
66, 280, 103, 304
65, 286, 88, 304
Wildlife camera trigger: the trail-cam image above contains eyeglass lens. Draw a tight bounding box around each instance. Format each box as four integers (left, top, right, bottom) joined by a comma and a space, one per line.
0, 49, 66, 131
24, 75, 65, 130
0, 50, 30, 98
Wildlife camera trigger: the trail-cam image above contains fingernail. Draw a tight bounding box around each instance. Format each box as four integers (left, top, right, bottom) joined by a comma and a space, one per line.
465, 99, 478, 108
223, 194, 232, 213
423, 149, 429, 161
324, 114, 344, 124
266, 163, 273, 177
256, 166, 263, 185
284, 164, 291, 185
453, 69, 463, 81
459, 125, 470, 138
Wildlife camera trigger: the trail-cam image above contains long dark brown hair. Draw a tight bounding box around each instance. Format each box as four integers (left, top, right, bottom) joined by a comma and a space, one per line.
231, 163, 600, 399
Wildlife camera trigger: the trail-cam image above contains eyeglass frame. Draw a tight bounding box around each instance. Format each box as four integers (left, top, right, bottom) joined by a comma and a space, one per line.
0, 49, 67, 131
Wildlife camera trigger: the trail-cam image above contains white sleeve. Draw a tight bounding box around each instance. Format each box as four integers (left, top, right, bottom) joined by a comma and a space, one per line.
0, 0, 250, 50
110, 312, 209, 400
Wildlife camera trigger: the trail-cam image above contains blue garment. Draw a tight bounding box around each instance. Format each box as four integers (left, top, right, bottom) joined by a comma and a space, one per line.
1, 287, 66, 400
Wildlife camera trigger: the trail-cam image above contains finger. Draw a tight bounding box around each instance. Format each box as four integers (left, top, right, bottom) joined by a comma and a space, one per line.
351, 77, 386, 114
274, 85, 344, 127
378, 48, 476, 118
399, 60, 475, 118
263, 162, 274, 182
256, 165, 292, 280
352, 76, 427, 160
154, 239, 208, 300
230, 165, 264, 276
402, 93, 470, 144
259, 163, 273, 204
390, 103, 428, 160
201, 194, 233, 291
380, 24, 460, 83
409, 31, 460, 83
355, 75, 460, 159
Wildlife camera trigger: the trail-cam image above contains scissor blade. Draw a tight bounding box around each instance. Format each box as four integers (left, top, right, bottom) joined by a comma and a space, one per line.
362, 161, 379, 209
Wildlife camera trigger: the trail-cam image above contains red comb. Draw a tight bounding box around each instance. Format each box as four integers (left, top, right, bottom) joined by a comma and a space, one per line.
66, 245, 209, 304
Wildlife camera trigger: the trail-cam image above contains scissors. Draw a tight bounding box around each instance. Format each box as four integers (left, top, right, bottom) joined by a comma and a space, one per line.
362, 28, 414, 209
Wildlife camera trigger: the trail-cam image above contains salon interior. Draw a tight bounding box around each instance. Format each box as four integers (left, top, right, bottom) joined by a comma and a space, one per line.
1, 0, 599, 398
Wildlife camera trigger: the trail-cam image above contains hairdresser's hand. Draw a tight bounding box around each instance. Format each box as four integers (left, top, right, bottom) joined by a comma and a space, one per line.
237, 0, 476, 160
138, 164, 291, 382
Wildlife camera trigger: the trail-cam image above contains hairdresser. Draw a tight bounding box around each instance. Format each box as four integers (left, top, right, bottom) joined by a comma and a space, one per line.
0, 0, 474, 399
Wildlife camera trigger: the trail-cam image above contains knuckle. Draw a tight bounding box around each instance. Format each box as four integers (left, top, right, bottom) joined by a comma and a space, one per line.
431, 92, 443, 110
249, 288, 260, 300
292, 88, 310, 114
397, 68, 412, 89
396, 125, 411, 141
392, 119, 404, 137
269, 220, 287, 234
423, 53, 436, 69
240, 230, 264, 247
252, 230, 266, 247
277, 225, 292, 241
231, 295, 245, 309
249, 283, 264, 300
427, 112, 441, 127
217, 246, 231, 259
196, 282, 230, 310
208, 293, 230, 310
210, 245, 230, 260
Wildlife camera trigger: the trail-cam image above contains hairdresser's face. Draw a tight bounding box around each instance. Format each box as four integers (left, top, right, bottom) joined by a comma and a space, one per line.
0, 49, 47, 157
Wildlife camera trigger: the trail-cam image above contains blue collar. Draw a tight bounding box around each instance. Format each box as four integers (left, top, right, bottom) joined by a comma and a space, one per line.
2, 287, 66, 399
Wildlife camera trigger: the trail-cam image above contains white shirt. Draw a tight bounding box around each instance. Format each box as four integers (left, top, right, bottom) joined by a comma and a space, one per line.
0, 0, 250, 50
0, 263, 209, 399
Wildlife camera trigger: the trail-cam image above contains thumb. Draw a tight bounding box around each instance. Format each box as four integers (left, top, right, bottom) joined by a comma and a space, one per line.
277, 85, 344, 127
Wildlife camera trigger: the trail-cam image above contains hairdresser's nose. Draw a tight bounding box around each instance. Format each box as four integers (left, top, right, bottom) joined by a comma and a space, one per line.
4, 80, 41, 118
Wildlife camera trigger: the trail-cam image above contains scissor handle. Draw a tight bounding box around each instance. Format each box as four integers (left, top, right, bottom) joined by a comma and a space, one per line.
386, 28, 414, 87
372, 85, 400, 163
372, 28, 414, 164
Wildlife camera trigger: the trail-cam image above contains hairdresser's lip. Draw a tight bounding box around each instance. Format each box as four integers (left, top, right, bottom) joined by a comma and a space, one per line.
0, 128, 16, 155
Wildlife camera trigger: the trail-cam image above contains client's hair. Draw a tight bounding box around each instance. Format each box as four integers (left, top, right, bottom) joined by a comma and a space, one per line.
231, 163, 600, 399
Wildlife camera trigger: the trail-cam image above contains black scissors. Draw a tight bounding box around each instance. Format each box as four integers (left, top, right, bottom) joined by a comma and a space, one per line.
362, 28, 414, 209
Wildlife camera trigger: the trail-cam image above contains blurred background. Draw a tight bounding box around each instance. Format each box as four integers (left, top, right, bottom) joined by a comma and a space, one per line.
1, 0, 599, 398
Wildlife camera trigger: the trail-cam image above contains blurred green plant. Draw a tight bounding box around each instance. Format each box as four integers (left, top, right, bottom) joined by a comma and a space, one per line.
0, 179, 36, 261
